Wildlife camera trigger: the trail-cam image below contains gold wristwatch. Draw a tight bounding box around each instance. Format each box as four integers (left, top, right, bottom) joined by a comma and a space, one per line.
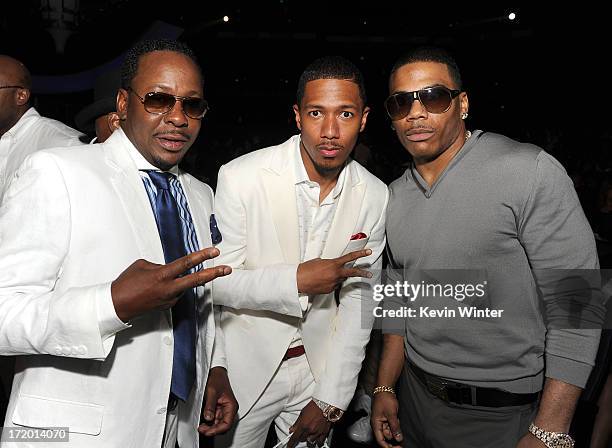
312, 399, 344, 423
528, 423, 575, 448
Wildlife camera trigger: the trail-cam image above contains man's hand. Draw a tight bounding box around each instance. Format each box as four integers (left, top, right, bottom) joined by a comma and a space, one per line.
372, 392, 403, 448
297, 249, 372, 295
198, 366, 238, 436
516, 433, 546, 447
287, 400, 332, 448
111, 247, 231, 322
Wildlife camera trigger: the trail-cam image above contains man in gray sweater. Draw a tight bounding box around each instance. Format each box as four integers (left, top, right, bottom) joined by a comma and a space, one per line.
371, 46, 602, 448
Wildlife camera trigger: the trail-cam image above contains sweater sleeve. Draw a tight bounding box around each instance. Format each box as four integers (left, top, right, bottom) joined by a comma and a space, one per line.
518, 151, 603, 388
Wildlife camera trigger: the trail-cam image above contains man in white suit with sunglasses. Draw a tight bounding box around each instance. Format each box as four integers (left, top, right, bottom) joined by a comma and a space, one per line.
0, 39, 237, 448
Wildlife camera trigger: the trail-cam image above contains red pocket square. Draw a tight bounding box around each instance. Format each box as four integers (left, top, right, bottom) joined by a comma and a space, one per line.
350, 232, 367, 240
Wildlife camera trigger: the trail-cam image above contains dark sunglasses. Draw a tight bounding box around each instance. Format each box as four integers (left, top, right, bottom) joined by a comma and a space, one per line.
384, 86, 461, 120
127, 87, 209, 119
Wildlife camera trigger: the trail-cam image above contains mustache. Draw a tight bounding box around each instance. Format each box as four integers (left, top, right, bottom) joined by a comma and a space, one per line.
153, 130, 191, 140
405, 126, 434, 133
404, 126, 435, 137
316, 142, 344, 149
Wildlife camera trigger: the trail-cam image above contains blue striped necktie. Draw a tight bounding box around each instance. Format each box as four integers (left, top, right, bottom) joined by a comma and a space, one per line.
145, 170, 196, 402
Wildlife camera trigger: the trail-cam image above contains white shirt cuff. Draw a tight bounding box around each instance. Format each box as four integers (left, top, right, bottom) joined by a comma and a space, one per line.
96, 282, 131, 341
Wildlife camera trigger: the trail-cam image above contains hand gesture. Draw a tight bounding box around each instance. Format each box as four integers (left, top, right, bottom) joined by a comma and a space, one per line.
297, 249, 372, 295
111, 247, 231, 322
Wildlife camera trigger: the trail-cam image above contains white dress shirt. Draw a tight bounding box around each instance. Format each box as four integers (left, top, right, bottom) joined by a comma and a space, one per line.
0, 107, 83, 199
290, 139, 346, 348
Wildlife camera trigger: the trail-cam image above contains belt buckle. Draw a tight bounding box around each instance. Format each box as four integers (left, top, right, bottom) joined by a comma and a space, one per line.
426, 378, 449, 402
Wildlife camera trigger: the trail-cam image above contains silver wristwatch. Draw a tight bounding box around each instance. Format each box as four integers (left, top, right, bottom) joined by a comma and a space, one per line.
528, 423, 575, 448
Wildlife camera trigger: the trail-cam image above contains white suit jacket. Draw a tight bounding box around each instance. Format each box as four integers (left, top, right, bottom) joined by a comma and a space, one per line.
0, 107, 83, 199
213, 135, 388, 417
0, 129, 225, 448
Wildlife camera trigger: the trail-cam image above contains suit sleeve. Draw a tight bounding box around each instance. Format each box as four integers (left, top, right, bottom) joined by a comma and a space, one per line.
313, 186, 389, 410
212, 164, 303, 317
211, 306, 227, 369
518, 151, 602, 388
0, 152, 128, 359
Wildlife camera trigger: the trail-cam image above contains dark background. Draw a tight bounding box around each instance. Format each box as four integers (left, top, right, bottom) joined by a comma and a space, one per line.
2, 1, 610, 187
2, 2, 612, 446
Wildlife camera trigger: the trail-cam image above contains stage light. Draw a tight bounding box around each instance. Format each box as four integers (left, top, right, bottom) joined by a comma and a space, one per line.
223, 15, 230, 22
508, 12, 516, 21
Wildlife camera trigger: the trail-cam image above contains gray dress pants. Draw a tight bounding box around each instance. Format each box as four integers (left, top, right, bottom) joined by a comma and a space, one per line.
397, 364, 538, 448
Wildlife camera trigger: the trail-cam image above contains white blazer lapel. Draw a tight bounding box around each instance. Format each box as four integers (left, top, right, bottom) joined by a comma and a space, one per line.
103, 132, 164, 264
261, 169, 300, 265
261, 138, 300, 265
321, 160, 366, 259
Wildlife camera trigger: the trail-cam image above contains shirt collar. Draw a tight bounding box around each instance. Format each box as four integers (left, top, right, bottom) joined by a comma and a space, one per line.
293, 140, 311, 185
293, 136, 346, 200
1, 107, 39, 141
329, 163, 346, 200
119, 127, 179, 175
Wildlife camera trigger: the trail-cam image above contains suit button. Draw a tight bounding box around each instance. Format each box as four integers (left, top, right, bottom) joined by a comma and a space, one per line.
62, 347, 71, 356
163, 336, 172, 346
157, 407, 167, 414
54, 346, 62, 355
78, 345, 87, 355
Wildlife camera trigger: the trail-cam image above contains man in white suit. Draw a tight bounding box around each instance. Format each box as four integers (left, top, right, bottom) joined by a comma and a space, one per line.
0, 39, 237, 447
0, 57, 84, 414
0, 55, 84, 200
0, 55, 86, 423
214, 56, 389, 448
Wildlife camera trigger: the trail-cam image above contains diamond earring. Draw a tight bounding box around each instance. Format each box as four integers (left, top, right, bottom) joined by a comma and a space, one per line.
461, 112, 468, 120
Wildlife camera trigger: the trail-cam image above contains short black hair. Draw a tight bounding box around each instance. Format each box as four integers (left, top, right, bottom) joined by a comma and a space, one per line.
391, 46, 462, 90
120, 39, 201, 90
296, 56, 367, 106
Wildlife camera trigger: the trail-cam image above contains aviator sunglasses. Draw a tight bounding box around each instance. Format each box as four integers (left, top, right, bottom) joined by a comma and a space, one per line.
384, 86, 461, 120
127, 87, 209, 119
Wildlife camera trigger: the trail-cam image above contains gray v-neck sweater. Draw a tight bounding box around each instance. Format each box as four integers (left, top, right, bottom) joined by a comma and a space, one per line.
383, 130, 600, 393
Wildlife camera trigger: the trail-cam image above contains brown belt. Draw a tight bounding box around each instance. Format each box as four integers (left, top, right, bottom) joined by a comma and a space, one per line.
283, 345, 305, 361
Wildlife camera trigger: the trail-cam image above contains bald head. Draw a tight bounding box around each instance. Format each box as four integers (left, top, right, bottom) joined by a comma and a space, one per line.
0, 55, 32, 137
0, 55, 31, 90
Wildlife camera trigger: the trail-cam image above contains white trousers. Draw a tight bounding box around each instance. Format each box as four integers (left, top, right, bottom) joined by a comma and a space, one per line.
216, 354, 324, 448
161, 402, 179, 448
